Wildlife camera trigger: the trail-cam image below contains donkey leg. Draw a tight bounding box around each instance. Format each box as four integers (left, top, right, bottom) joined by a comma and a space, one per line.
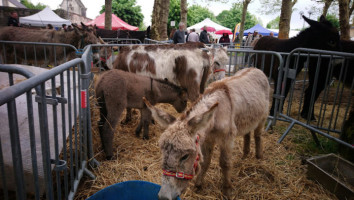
195, 137, 216, 190
142, 109, 152, 140
242, 132, 251, 159
219, 138, 234, 199
100, 93, 126, 160
254, 119, 265, 159
121, 108, 132, 125
135, 114, 143, 138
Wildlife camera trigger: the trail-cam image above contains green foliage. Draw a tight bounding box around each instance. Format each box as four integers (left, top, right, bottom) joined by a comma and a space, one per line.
324, 14, 340, 30
168, 0, 181, 30
266, 16, 280, 29
168, 1, 217, 31
100, 0, 144, 27
20, 0, 46, 10
216, 3, 258, 30
187, 5, 216, 27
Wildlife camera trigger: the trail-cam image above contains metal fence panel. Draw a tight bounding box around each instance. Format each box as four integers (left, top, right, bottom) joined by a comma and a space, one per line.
275, 48, 353, 149
0, 46, 96, 199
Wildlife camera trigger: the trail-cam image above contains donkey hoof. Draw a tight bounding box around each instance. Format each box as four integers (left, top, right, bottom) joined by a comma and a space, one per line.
301, 112, 317, 121
143, 135, 150, 140
106, 155, 114, 160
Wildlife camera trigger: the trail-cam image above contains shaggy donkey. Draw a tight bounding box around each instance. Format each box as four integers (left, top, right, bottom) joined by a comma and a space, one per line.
253, 15, 340, 116
95, 69, 188, 159
144, 68, 270, 200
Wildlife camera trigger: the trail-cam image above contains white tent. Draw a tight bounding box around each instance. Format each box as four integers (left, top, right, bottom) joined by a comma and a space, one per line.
20, 7, 71, 27
187, 18, 231, 32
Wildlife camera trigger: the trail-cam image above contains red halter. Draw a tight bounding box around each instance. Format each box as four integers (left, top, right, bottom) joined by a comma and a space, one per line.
162, 135, 200, 180
213, 68, 226, 73
99, 54, 111, 62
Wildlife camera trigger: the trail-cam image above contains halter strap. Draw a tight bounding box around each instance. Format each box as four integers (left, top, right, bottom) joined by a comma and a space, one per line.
162, 135, 200, 180
214, 68, 226, 73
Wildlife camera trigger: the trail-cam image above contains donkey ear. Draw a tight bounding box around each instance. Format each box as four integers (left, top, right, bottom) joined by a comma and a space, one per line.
303, 15, 318, 27
187, 102, 218, 135
143, 97, 176, 128
319, 15, 326, 23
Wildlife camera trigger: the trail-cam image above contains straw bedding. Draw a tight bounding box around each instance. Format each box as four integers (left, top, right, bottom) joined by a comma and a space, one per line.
73, 86, 338, 199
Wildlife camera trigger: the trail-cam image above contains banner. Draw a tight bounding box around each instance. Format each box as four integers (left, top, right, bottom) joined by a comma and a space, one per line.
233, 23, 240, 42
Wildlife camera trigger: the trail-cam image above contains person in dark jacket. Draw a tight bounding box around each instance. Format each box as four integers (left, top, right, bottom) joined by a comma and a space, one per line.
7, 11, 19, 27
199, 26, 209, 44
219, 33, 230, 46
172, 22, 186, 44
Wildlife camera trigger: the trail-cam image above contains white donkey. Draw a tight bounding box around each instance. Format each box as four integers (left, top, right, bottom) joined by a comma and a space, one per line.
144, 67, 270, 200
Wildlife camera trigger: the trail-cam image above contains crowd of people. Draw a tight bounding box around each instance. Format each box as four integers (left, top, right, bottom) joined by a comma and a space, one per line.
170, 22, 276, 46
171, 22, 218, 45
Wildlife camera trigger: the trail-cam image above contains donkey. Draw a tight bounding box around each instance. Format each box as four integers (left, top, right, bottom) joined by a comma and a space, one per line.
0, 23, 102, 66
253, 15, 340, 116
95, 69, 188, 159
301, 39, 354, 120
144, 68, 270, 200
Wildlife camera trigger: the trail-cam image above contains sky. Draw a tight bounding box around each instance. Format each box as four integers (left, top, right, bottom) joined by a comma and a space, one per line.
29, 0, 335, 30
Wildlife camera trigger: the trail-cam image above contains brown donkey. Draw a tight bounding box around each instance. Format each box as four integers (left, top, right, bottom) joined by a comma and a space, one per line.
144, 68, 270, 199
95, 69, 188, 160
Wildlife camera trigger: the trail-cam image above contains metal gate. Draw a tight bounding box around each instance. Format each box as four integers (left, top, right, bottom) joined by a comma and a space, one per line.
275, 48, 353, 149
0, 46, 97, 200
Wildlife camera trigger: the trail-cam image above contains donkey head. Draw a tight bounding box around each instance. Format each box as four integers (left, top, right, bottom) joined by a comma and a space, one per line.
209, 46, 229, 71
169, 82, 188, 113
301, 15, 340, 51
144, 98, 218, 200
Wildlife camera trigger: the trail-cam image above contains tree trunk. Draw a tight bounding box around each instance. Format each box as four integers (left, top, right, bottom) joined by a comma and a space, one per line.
339, 0, 350, 40
159, 0, 170, 40
278, 0, 297, 39
151, 0, 161, 40
180, 0, 188, 27
322, 0, 334, 16
104, 0, 112, 30
239, 0, 251, 42
151, 0, 170, 40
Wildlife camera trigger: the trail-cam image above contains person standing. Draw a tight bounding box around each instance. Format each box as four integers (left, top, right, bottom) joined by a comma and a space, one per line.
187, 29, 199, 42
172, 22, 186, 44
219, 33, 230, 46
8, 11, 19, 27
199, 26, 209, 44
62, 24, 68, 32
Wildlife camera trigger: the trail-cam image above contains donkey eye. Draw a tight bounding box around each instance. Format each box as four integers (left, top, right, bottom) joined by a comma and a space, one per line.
180, 154, 189, 162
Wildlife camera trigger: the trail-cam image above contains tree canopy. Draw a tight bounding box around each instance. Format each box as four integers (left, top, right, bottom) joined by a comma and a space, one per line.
20, 0, 46, 10
100, 0, 144, 27
187, 5, 217, 27
216, 3, 258, 30
266, 16, 280, 29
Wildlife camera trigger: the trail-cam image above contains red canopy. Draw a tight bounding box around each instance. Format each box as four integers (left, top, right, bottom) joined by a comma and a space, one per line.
86, 12, 138, 31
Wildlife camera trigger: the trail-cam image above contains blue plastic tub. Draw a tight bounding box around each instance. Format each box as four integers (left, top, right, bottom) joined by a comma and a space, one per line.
87, 180, 181, 200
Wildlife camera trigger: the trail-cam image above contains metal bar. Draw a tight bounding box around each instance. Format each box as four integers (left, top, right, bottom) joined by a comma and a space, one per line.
51, 77, 62, 200
60, 72, 69, 198
0, 130, 9, 200
7, 99, 26, 199
26, 90, 40, 200
38, 83, 54, 200
67, 68, 75, 191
